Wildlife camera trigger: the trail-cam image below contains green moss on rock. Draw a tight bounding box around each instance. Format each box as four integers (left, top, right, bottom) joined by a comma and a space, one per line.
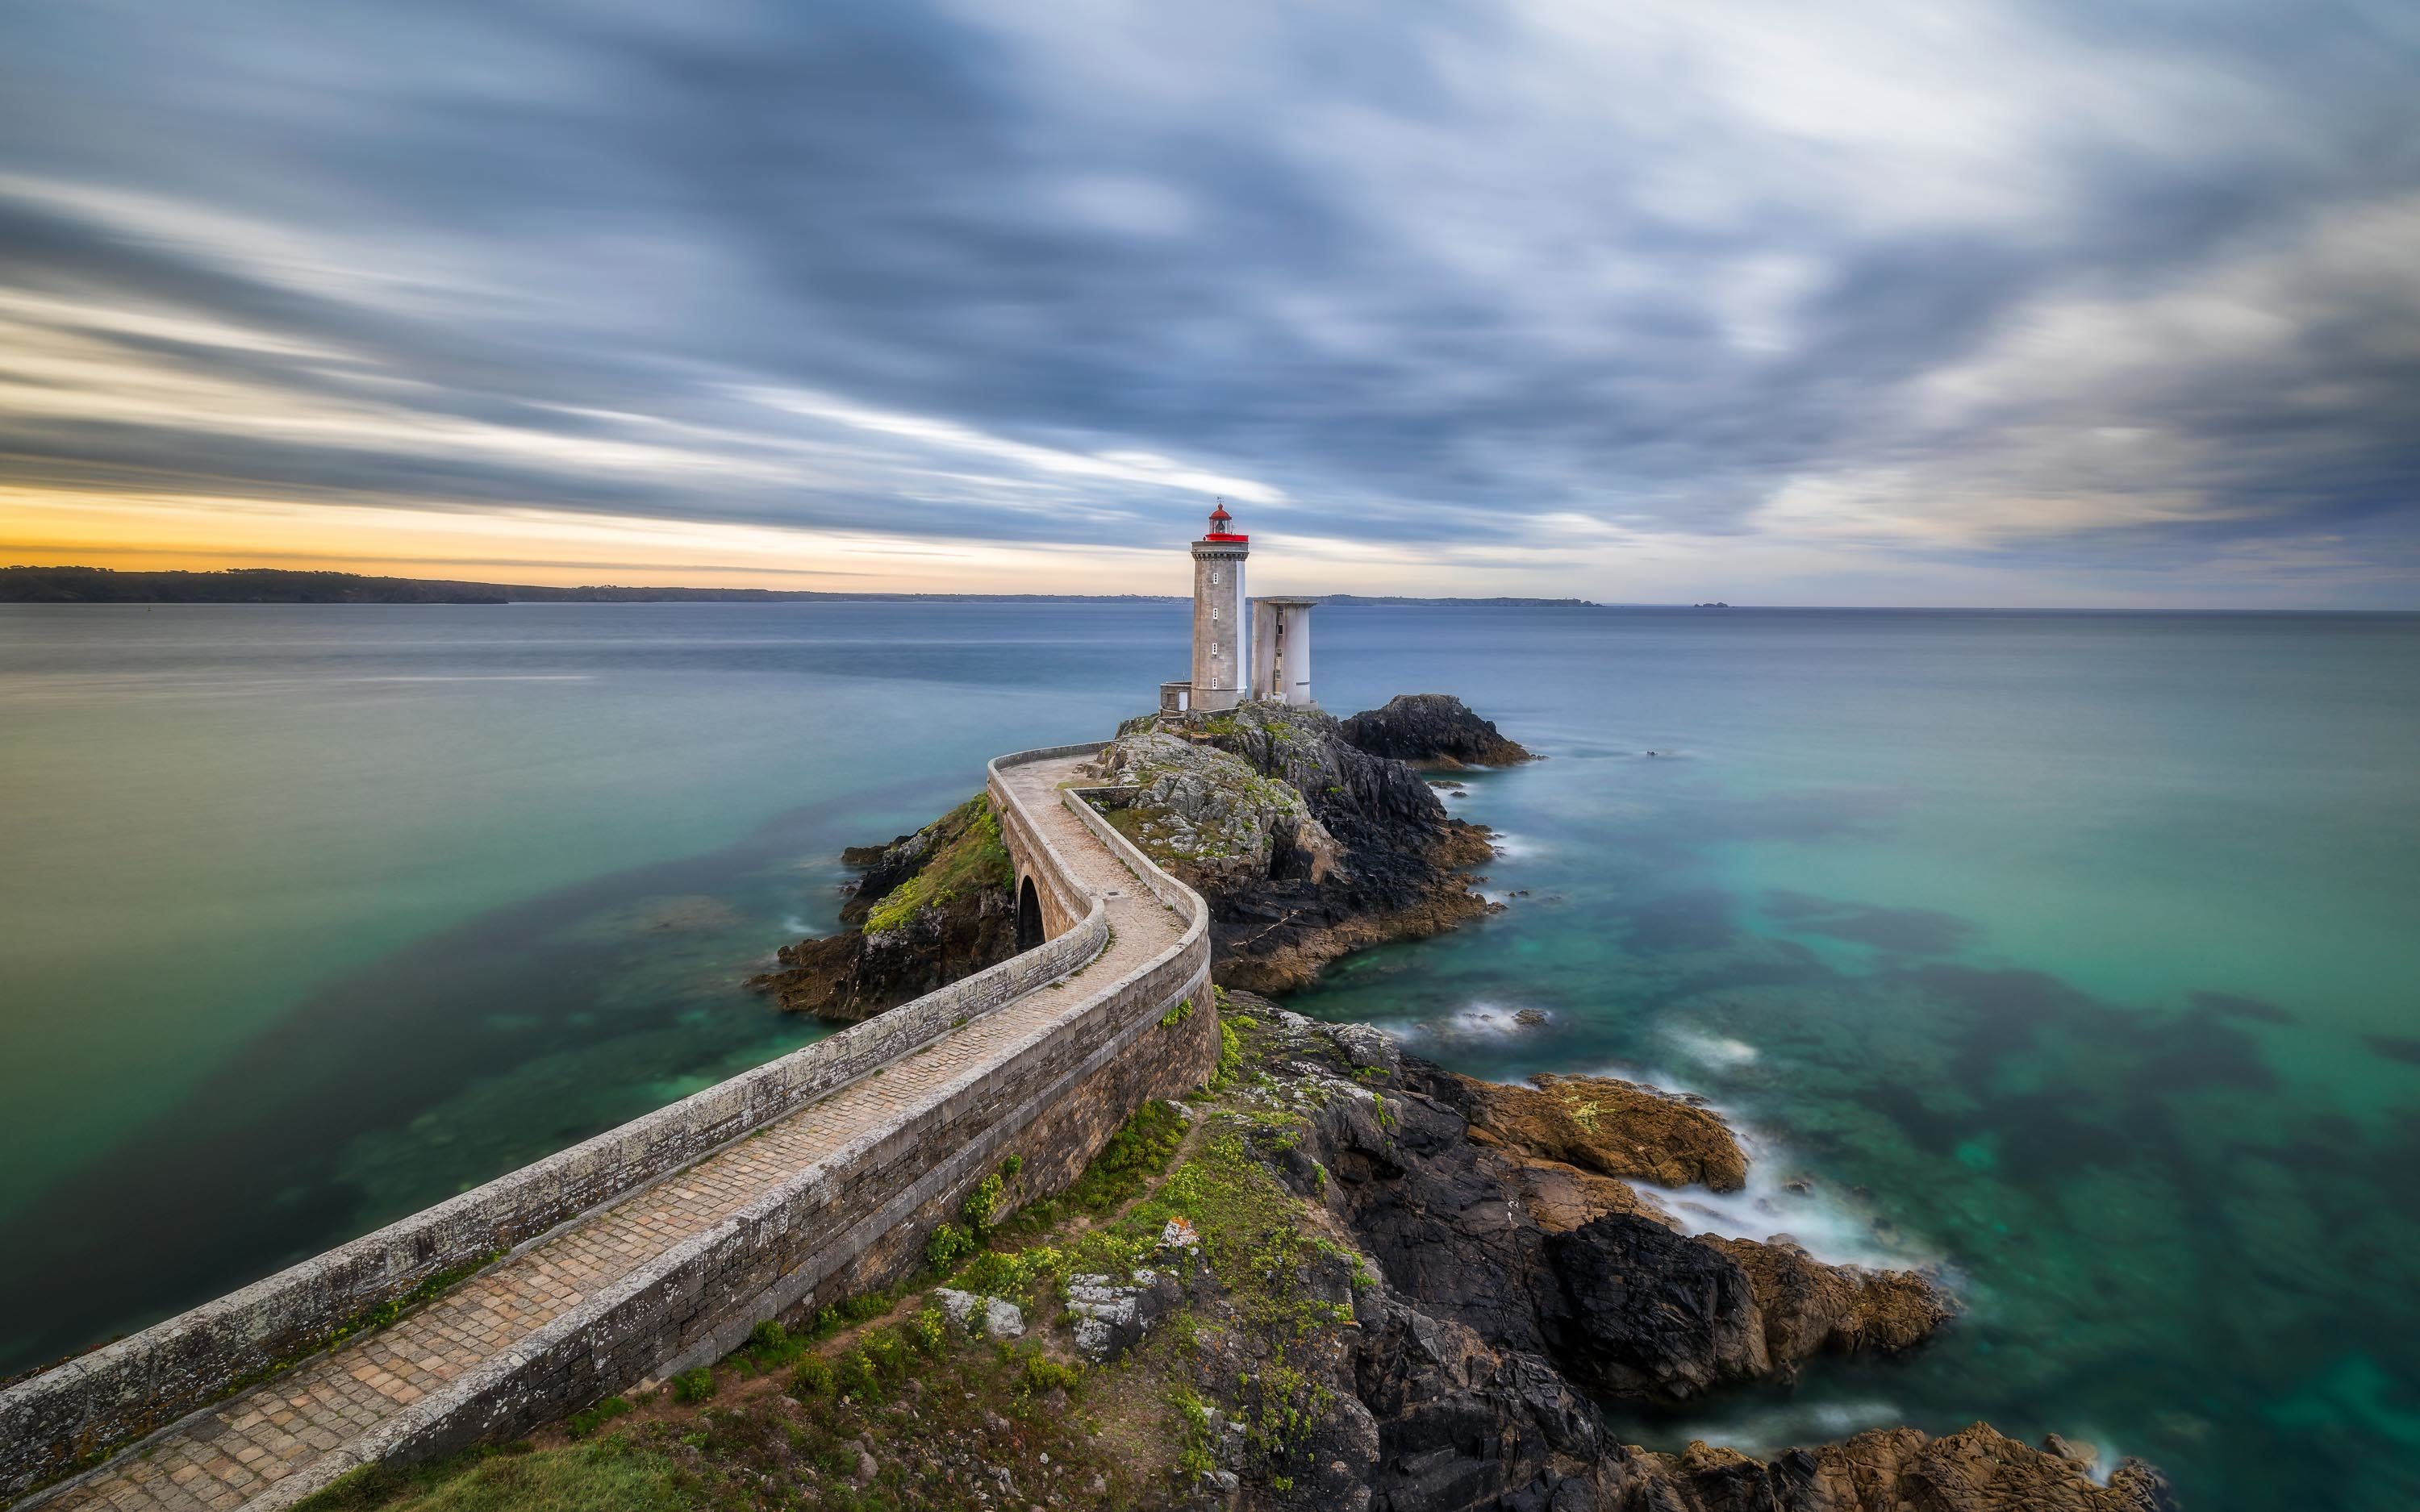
861, 796, 1012, 936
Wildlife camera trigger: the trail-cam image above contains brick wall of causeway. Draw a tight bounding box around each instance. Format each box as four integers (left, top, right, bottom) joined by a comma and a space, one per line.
1, 743, 1209, 1508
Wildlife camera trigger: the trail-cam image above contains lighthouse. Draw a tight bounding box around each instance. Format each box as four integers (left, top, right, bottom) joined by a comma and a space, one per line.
1187, 502, 1250, 711
1158, 501, 1317, 718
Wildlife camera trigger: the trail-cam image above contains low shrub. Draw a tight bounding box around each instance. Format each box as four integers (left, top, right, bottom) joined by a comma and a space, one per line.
789, 1356, 837, 1397
925, 1223, 975, 1269
732, 1319, 805, 1374
835, 1350, 881, 1400
864, 1329, 912, 1381
961, 1173, 1006, 1233
905, 1306, 949, 1356
1020, 1354, 1083, 1395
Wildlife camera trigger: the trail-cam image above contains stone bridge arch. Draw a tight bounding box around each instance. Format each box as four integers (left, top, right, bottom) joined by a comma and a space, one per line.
1015, 875, 1044, 952
991, 770, 1089, 940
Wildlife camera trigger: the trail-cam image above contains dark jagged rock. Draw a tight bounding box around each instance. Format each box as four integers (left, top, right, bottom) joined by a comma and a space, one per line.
1091, 701, 1500, 992
1150, 1004, 2158, 1511
1275, 1027, 1945, 1404
1341, 694, 1537, 768
747, 796, 1017, 1021
1703, 1234, 1951, 1365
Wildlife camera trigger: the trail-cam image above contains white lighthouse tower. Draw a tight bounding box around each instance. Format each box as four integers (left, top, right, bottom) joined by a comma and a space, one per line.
1185, 502, 1250, 710
1159, 501, 1316, 717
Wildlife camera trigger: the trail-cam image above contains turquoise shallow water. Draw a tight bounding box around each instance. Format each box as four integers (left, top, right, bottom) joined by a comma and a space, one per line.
2, 602, 2415, 1510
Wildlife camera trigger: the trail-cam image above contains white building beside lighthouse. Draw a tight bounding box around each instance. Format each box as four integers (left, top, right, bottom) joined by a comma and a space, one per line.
1161, 502, 1316, 716
1249, 597, 1316, 705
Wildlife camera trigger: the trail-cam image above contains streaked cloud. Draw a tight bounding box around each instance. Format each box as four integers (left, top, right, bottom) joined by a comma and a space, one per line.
0, 0, 2413, 602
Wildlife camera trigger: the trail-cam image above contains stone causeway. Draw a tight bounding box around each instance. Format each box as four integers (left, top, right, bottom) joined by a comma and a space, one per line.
2, 744, 1216, 1512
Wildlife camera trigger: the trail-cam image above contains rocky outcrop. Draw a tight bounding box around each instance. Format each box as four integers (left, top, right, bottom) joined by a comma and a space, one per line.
754, 698, 1514, 1017
1065, 1268, 1183, 1361
1341, 693, 1537, 768
1084, 729, 1341, 892
1613, 1423, 2179, 1512
1149, 1004, 2160, 1511
1092, 702, 1499, 992
1434, 1073, 1750, 1193
1703, 1235, 1951, 1366
1341, 1293, 2172, 1512
1267, 1026, 1948, 1405
748, 795, 1018, 1022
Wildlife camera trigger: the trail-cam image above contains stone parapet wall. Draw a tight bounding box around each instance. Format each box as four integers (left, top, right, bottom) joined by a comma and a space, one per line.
335, 750, 1213, 1500
1, 744, 1200, 1508
371, 839, 1211, 1477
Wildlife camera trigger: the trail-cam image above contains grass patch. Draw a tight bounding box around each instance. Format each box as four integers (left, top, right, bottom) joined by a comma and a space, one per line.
561, 1397, 632, 1439
294, 1438, 682, 1512
987, 1099, 1187, 1243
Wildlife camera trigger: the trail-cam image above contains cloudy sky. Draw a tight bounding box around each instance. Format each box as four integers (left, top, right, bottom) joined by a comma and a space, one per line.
2, 0, 2415, 604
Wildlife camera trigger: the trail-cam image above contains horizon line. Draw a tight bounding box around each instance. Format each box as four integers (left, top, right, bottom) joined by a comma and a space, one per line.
4, 562, 2416, 614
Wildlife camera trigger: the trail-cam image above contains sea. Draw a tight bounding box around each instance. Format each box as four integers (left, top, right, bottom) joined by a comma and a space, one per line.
1, 601, 2414, 1510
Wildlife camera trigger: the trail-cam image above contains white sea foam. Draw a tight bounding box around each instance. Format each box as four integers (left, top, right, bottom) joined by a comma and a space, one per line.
1654, 1397, 1909, 1457
1653, 1119, 1939, 1275
1396, 1000, 1546, 1043
1560, 1058, 1942, 1277
1666, 1025, 1759, 1067
1487, 832, 1543, 860
779, 915, 813, 937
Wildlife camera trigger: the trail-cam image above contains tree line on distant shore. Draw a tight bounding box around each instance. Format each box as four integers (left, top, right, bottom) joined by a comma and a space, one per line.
0, 565, 1597, 608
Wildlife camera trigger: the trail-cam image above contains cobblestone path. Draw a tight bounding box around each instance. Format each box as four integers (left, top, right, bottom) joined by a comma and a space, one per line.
32, 754, 1184, 1512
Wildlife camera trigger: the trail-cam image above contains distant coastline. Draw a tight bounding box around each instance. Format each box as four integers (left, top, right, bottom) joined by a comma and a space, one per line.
0, 565, 1600, 609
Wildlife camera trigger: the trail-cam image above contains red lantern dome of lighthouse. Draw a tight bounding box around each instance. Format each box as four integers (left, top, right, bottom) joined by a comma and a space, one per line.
1202, 501, 1246, 543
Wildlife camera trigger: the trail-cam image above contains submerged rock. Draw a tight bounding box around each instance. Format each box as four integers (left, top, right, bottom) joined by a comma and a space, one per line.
1340, 693, 1538, 768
